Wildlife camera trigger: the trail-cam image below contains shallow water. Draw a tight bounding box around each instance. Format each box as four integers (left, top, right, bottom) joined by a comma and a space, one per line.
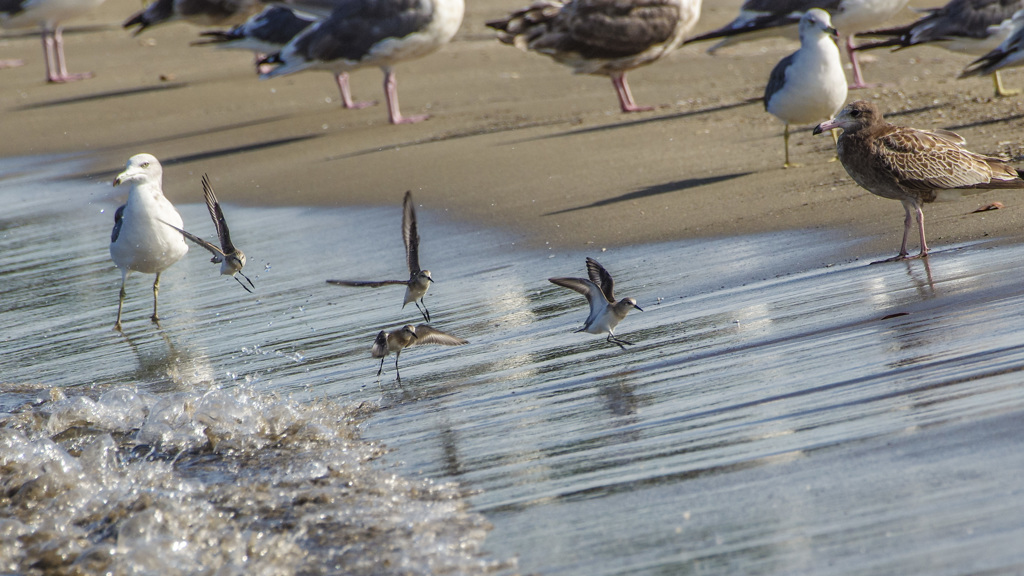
3, 155, 1024, 574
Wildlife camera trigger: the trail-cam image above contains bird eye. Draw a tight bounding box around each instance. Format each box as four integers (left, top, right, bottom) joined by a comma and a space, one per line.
850, 109, 861, 118
141, 162, 150, 168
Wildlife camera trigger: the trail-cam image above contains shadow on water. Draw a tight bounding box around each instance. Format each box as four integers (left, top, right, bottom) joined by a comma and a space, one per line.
545, 171, 754, 215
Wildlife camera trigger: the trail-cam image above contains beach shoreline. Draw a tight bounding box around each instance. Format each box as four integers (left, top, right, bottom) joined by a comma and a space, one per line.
3, 0, 1024, 262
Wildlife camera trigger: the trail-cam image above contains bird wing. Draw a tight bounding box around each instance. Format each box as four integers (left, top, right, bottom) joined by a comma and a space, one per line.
410, 325, 468, 346
289, 0, 437, 62
402, 190, 421, 274
538, 0, 683, 58
110, 204, 126, 243
763, 52, 796, 109
874, 126, 1014, 192
326, 279, 409, 287
201, 174, 239, 254
159, 219, 225, 257
585, 257, 616, 302
550, 276, 609, 322
371, 330, 389, 358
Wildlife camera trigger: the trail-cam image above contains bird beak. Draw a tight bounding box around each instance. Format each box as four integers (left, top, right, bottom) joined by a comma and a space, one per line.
827, 26, 838, 40
634, 304, 644, 312
813, 118, 839, 135
113, 175, 123, 187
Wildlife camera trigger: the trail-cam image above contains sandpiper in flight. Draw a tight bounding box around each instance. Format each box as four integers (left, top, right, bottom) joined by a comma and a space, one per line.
549, 257, 643, 349
327, 191, 434, 322
161, 173, 255, 292
371, 324, 468, 380
109, 154, 189, 330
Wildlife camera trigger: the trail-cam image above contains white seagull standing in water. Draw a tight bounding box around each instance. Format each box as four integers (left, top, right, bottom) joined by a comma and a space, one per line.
327, 191, 434, 322
109, 154, 189, 330
371, 324, 468, 381
549, 257, 643, 349
487, 0, 702, 112
764, 8, 848, 168
160, 173, 255, 293
259, 0, 464, 124
1, 0, 106, 82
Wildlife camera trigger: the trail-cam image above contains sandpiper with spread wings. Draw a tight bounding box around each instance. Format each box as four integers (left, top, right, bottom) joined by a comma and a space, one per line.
109, 154, 190, 330
161, 173, 255, 293
327, 191, 434, 321
371, 324, 468, 380
549, 257, 643, 349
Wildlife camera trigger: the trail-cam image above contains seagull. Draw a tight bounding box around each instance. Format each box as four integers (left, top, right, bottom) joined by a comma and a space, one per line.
194, 6, 373, 109
160, 173, 255, 293
813, 100, 1024, 261
486, 0, 702, 112
961, 7, 1024, 88
857, 0, 1024, 97
685, 0, 910, 89
371, 324, 468, 380
109, 154, 190, 330
764, 8, 848, 167
327, 191, 434, 322
259, 0, 464, 124
549, 257, 643, 349
124, 0, 261, 35
1, 0, 106, 82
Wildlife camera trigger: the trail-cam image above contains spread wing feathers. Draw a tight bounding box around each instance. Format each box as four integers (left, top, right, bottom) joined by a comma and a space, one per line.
584, 257, 616, 302
371, 330, 389, 358
159, 219, 226, 259
875, 127, 1024, 192
326, 279, 409, 287
201, 174, 238, 254
110, 205, 126, 243
402, 190, 421, 274
489, 0, 681, 58
409, 325, 468, 347
550, 276, 609, 323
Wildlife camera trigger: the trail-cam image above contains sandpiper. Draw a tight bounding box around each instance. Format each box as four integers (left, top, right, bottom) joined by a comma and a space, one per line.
814, 100, 1024, 261
109, 154, 189, 330
549, 257, 643, 349
327, 191, 434, 322
161, 173, 254, 293
372, 324, 468, 380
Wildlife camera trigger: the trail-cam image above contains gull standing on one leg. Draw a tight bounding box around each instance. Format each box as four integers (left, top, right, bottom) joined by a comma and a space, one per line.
327, 191, 434, 322
764, 8, 848, 168
160, 173, 255, 292
549, 257, 643, 349
109, 154, 189, 330
371, 324, 468, 381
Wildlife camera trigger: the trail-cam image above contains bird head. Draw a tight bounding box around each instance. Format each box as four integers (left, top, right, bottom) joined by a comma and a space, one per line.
402, 325, 418, 340
622, 297, 643, 313
113, 153, 162, 187
813, 100, 878, 135
800, 8, 838, 41
418, 270, 434, 283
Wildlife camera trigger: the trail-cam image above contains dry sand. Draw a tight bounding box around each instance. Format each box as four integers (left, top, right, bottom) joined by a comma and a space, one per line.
3, 0, 1024, 261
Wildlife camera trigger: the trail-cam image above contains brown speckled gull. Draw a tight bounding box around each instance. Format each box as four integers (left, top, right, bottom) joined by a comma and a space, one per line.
814, 100, 1024, 261
486, 0, 701, 113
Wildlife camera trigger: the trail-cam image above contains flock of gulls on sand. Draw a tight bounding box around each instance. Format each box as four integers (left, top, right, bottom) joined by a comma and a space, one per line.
6, 0, 1024, 376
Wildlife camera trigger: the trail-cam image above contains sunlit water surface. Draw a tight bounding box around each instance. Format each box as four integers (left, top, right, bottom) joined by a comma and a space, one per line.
3, 155, 1024, 575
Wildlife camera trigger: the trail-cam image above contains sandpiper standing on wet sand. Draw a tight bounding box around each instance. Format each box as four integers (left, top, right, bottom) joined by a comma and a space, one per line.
550, 257, 643, 349
327, 191, 434, 322
372, 324, 468, 381
160, 173, 255, 293
814, 100, 1024, 261
109, 154, 189, 330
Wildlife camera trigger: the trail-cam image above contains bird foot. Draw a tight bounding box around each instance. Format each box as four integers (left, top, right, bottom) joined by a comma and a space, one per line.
620, 104, 655, 113
47, 71, 94, 83
343, 99, 377, 110
783, 162, 802, 169
390, 113, 430, 125
870, 252, 927, 265
827, 156, 839, 163
848, 81, 880, 90
996, 88, 1022, 98
113, 322, 123, 332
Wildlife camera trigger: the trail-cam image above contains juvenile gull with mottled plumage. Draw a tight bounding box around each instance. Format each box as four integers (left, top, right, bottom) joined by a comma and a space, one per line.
486, 0, 702, 112
814, 100, 1024, 261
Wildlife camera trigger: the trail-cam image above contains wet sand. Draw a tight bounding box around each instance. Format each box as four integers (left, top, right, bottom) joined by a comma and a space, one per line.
3, 0, 1024, 260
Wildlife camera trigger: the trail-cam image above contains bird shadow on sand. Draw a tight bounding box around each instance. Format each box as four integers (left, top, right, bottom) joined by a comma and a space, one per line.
943, 112, 1024, 133
545, 171, 753, 216
14, 83, 190, 111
